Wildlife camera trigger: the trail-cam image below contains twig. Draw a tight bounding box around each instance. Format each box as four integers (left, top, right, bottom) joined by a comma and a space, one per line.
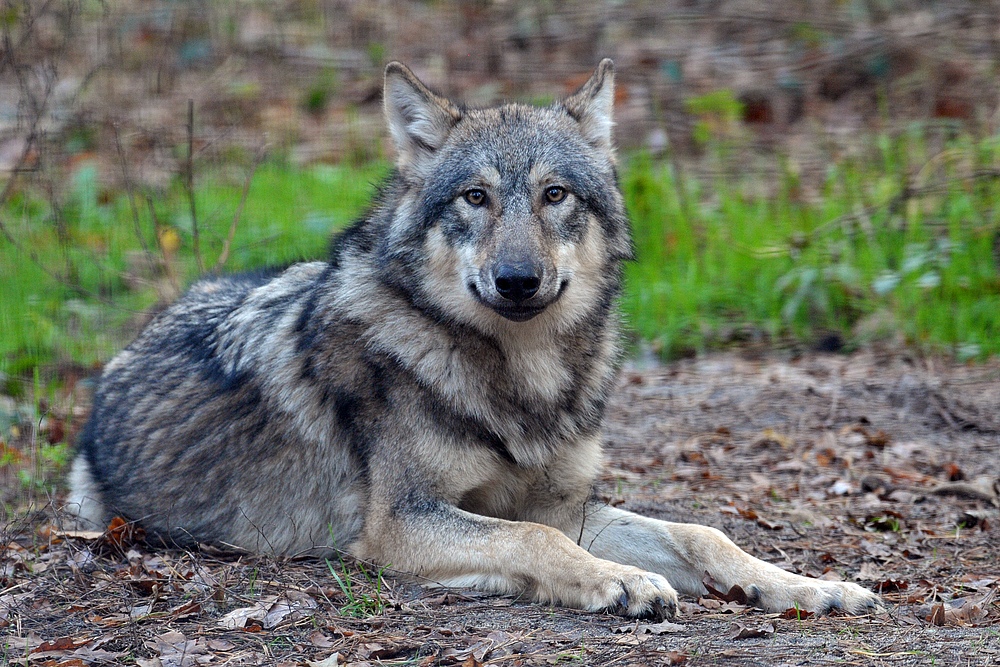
0, 3, 141, 311
146, 195, 180, 296
213, 144, 266, 272
113, 122, 157, 271
185, 98, 204, 272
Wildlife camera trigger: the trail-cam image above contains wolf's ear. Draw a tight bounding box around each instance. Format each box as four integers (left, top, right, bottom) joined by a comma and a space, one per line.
384, 62, 462, 172
563, 59, 616, 152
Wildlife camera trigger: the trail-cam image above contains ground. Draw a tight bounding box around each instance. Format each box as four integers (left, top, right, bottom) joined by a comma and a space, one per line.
2, 351, 999, 666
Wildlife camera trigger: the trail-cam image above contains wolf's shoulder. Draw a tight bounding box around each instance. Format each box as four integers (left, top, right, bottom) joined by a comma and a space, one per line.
185, 263, 327, 302
124, 263, 328, 350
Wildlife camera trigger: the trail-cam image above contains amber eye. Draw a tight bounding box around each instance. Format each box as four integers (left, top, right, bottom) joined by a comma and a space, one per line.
544, 186, 566, 204
464, 189, 487, 207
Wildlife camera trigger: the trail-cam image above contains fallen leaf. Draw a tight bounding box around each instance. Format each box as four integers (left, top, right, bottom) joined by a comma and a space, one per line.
927, 603, 946, 626
104, 516, 145, 552
874, 579, 908, 594
944, 462, 965, 481
309, 631, 336, 648
635, 620, 685, 634
940, 589, 997, 626
218, 592, 317, 630
306, 654, 341, 667
779, 607, 815, 620
615, 634, 645, 646
169, 601, 202, 620
751, 429, 793, 450
730, 621, 775, 640
51, 529, 104, 541
32, 636, 93, 653
828, 480, 853, 496
703, 573, 749, 605
815, 448, 836, 467
865, 430, 891, 448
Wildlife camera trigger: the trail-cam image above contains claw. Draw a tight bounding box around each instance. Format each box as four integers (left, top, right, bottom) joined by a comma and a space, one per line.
643, 595, 677, 622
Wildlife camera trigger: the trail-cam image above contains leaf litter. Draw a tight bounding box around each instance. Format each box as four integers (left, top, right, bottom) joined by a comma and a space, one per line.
2, 350, 999, 665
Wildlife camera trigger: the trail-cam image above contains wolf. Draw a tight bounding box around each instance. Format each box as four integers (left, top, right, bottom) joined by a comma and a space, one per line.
67, 60, 882, 620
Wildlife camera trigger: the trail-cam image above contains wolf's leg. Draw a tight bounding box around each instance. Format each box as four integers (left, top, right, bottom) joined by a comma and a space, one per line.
352, 497, 678, 619
64, 455, 108, 530
546, 502, 882, 615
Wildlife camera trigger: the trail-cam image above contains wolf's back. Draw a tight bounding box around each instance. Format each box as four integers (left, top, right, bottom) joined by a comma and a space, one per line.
69, 263, 368, 554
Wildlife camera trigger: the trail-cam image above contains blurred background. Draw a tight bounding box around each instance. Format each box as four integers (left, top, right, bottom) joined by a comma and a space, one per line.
2, 1, 1000, 493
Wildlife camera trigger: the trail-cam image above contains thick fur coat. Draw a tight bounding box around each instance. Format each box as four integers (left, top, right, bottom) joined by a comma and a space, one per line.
68, 61, 882, 619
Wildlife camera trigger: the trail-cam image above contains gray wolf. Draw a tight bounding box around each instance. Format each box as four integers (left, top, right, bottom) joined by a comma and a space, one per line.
67, 60, 882, 619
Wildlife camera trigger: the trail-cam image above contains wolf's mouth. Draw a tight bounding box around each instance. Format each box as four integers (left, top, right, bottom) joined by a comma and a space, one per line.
468, 280, 568, 322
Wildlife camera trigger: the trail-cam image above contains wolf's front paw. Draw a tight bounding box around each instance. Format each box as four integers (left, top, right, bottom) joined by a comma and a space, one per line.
593, 567, 678, 620
813, 580, 885, 615
753, 577, 884, 615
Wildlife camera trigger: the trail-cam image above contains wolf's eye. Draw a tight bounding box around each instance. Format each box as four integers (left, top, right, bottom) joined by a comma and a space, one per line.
544, 186, 566, 204
464, 189, 487, 207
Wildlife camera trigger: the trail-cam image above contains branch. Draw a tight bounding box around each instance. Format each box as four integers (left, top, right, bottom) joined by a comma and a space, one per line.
185, 98, 204, 272
113, 122, 157, 273
146, 195, 180, 296
213, 144, 266, 272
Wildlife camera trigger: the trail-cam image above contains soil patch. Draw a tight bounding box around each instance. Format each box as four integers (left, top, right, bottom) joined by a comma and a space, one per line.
2, 351, 998, 666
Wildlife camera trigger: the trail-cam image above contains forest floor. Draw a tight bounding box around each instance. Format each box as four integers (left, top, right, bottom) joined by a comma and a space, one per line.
2, 350, 999, 666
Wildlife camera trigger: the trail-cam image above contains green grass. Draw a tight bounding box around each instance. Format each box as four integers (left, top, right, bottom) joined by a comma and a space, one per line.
2, 126, 999, 389
325, 555, 388, 618
0, 160, 389, 382
622, 128, 1000, 359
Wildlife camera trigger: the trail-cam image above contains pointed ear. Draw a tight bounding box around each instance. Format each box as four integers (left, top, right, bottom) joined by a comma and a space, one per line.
562, 59, 616, 151
383, 62, 462, 172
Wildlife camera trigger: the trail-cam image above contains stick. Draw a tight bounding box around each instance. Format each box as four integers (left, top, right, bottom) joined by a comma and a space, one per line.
186, 98, 204, 272
214, 144, 266, 272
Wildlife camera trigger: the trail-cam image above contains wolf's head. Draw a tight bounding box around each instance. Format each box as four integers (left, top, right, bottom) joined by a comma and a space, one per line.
378, 60, 633, 333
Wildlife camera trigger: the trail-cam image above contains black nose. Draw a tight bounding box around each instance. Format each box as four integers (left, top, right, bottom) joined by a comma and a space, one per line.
494, 262, 541, 303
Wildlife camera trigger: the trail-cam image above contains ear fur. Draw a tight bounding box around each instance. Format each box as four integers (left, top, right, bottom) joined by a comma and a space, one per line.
562, 59, 616, 151
383, 62, 462, 173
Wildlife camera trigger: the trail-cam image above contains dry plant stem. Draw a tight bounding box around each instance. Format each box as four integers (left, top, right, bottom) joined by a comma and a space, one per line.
0, 58, 61, 276
113, 123, 157, 272
146, 196, 180, 295
0, 1, 126, 309
214, 144, 267, 272
186, 98, 204, 273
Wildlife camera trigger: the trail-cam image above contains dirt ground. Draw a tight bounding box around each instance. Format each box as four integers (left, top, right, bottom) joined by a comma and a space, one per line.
2, 351, 999, 666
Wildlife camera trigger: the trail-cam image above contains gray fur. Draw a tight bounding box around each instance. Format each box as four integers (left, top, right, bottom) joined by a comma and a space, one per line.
68, 61, 883, 619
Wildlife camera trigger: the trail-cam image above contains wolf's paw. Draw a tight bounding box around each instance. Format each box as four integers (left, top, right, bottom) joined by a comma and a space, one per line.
592, 567, 678, 620
751, 577, 884, 616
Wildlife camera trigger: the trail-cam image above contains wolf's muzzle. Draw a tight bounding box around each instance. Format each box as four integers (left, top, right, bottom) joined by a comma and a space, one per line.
493, 261, 542, 304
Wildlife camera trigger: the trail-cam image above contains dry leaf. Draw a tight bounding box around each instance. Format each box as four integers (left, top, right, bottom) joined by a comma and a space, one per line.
730, 621, 775, 640
779, 607, 815, 620
635, 620, 685, 634
169, 601, 202, 620
306, 654, 341, 667
703, 573, 749, 605
309, 631, 337, 648
104, 516, 146, 552
752, 429, 793, 449
218, 592, 317, 630
874, 579, 908, 594
32, 636, 93, 653
927, 603, 946, 626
